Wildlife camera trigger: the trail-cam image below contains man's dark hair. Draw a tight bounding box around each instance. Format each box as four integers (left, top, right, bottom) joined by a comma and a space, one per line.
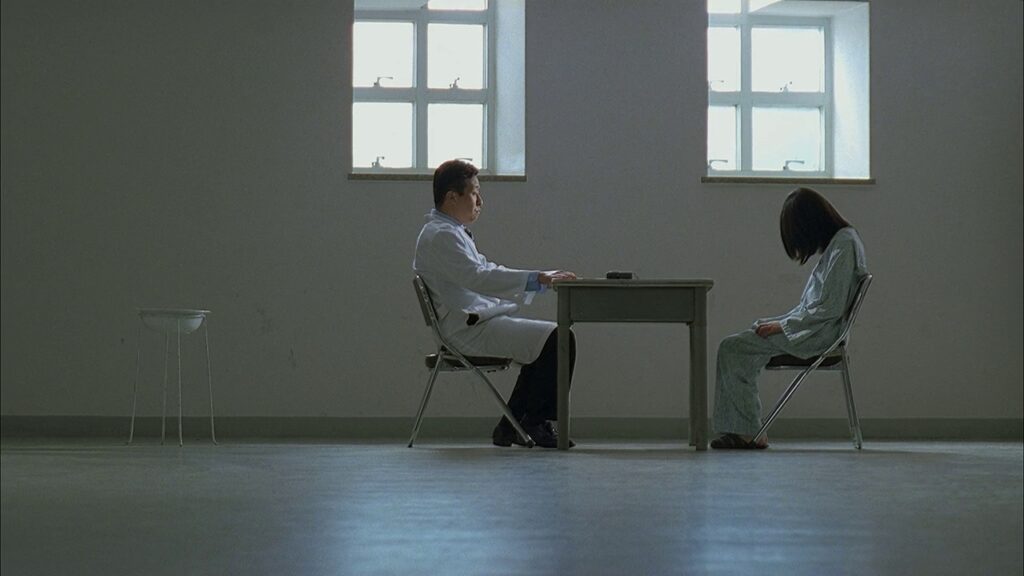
433, 159, 479, 208
780, 187, 852, 264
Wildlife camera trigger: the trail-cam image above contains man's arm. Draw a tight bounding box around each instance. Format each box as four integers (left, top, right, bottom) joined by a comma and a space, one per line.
426, 228, 535, 298
525, 271, 578, 293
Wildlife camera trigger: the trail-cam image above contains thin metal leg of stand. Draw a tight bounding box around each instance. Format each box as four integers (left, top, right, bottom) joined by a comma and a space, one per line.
204, 320, 217, 444
161, 333, 169, 445
128, 321, 142, 445
177, 321, 183, 447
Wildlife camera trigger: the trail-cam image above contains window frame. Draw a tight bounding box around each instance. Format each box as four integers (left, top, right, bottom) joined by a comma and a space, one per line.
352, 4, 497, 175
708, 9, 834, 178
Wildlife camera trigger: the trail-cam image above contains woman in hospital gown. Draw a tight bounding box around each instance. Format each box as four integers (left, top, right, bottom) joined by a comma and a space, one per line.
711, 187, 868, 449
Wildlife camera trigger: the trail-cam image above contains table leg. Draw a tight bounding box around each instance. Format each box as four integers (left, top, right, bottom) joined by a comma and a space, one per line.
690, 289, 709, 450
689, 349, 696, 447
557, 293, 572, 450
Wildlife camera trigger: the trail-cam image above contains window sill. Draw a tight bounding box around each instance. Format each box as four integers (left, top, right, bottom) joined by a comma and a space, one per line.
701, 176, 876, 185
349, 172, 527, 182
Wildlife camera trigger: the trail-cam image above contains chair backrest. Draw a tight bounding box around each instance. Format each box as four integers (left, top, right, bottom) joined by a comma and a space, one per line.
413, 275, 451, 350
830, 273, 873, 353
412, 275, 437, 328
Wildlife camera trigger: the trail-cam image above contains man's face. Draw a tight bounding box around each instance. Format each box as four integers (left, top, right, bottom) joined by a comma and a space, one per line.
448, 176, 482, 225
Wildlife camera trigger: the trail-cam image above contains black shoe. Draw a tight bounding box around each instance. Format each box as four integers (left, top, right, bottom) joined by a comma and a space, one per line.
542, 420, 575, 448
521, 422, 557, 448
492, 420, 533, 448
513, 420, 571, 449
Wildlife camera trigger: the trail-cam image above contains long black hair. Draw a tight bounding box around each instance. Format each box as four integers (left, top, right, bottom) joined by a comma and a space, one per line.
780, 187, 852, 264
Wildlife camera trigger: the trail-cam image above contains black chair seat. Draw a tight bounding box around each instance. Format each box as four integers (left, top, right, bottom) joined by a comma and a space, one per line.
425, 352, 512, 370
767, 352, 843, 368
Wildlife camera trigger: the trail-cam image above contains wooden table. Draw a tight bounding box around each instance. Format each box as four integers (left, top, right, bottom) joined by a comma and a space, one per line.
555, 279, 714, 450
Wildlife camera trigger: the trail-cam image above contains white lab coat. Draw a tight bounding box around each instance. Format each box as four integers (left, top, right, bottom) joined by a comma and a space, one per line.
413, 210, 555, 364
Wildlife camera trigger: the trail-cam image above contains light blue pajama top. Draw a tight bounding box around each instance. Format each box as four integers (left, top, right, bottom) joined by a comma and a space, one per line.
757, 227, 868, 358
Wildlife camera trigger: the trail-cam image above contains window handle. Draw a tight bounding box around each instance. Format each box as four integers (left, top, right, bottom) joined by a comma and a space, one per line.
780, 81, 793, 92
708, 159, 730, 170
373, 76, 393, 88
783, 159, 804, 171
372, 156, 385, 168
449, 77, 461, 89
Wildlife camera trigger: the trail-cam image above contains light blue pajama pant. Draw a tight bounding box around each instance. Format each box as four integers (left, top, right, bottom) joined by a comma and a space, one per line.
712, 329, 791, 436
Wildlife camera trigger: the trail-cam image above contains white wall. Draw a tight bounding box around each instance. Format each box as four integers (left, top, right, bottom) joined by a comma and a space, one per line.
2, 0, 1021, 423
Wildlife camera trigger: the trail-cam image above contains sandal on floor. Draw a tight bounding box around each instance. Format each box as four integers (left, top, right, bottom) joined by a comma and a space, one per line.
710, 433, 768, 450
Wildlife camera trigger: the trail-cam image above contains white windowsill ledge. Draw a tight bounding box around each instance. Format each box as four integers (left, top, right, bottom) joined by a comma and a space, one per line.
702, 176, 876, 185
349, 172, 527, 182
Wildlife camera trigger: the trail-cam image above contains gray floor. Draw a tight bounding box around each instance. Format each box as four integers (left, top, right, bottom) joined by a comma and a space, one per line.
2, 439, 1022, 576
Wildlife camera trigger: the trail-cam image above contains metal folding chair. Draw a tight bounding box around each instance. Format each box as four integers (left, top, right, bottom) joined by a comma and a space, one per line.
753, 273, 873, 449
408, 275, 535, 447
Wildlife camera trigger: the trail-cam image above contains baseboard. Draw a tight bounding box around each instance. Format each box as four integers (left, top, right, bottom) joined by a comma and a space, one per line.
1, 416, 1021, 440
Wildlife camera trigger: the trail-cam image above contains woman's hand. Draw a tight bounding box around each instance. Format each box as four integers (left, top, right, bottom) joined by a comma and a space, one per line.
539, 271, 577, 286
755, 321, 783, 338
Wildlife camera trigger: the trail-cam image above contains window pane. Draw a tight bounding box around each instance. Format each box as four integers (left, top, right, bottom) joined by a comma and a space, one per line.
707, 0, 740, 14
428, 24, 485, 89
708, 26, 740, 92
752, 107, 821, 171
428, 104, 483, 168
707, 106, 738, 171
428, 0, 486, 10
353, 102, 414, 168
751, 27, 824, 93
353, 22, 414, 88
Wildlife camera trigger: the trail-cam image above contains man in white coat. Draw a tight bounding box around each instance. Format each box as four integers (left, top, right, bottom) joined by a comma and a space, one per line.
413, 159, 577, 448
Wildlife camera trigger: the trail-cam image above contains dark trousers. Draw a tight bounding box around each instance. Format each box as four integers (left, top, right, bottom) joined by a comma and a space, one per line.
501, 329, 576, 426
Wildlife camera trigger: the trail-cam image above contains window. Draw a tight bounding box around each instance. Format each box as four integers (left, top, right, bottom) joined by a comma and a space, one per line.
706, 0, 870, 179
352, 0, 525, 176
